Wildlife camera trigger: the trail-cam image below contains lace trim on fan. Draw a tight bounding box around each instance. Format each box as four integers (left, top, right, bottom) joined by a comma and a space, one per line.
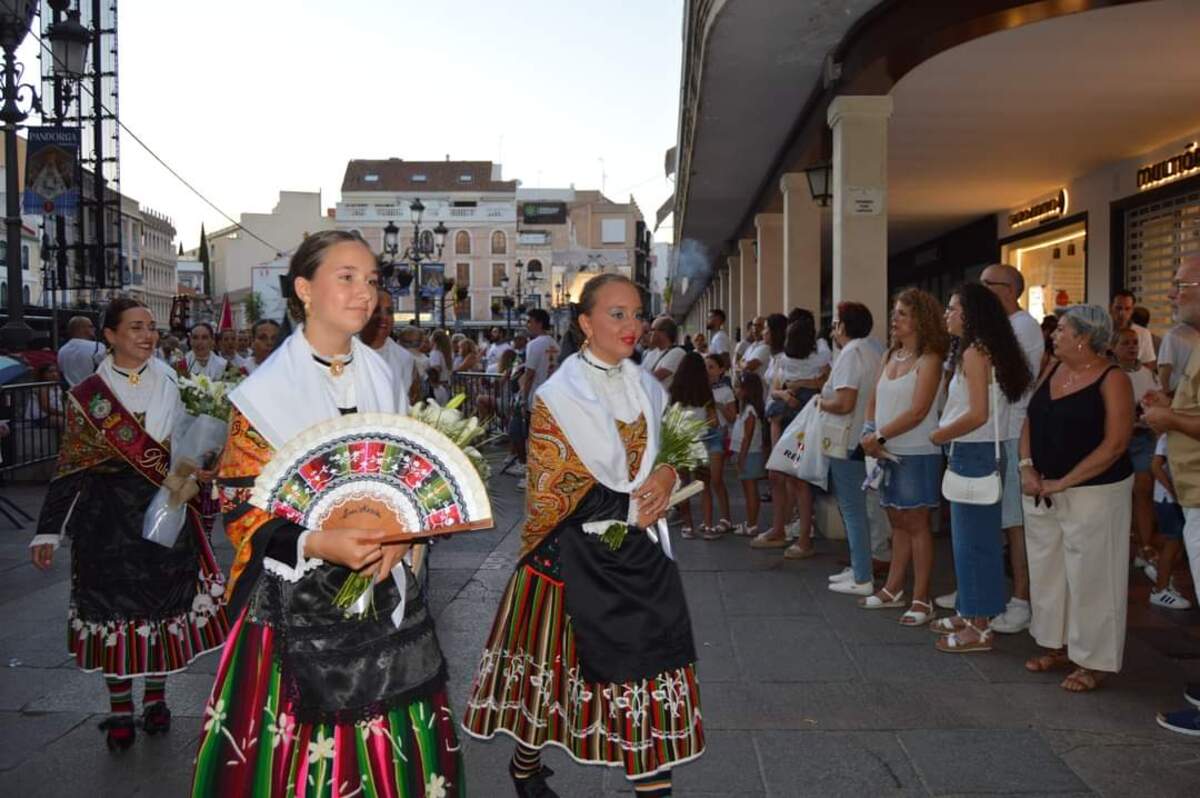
262, 529, 324, 583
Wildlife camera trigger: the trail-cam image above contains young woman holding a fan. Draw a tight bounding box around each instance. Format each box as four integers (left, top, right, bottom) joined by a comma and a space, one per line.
190, 230, 465, 797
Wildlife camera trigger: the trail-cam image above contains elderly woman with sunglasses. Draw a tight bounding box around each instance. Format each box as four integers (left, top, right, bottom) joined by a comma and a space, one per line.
1020, 304, 1133, 693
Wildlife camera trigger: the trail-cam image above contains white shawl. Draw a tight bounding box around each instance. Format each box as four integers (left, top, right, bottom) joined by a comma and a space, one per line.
230, 325, 397, 450
94, 355, 182, 443
537, 352, 666, 495
185, 350, 228, 379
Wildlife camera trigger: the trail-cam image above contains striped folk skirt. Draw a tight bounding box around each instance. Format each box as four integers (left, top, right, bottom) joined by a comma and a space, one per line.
462, 563, 705, 779
191, 609, 464, 798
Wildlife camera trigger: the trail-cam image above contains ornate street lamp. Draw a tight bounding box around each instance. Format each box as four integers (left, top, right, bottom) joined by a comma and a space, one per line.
804, 161, 832, 207
378, 199, 446, 328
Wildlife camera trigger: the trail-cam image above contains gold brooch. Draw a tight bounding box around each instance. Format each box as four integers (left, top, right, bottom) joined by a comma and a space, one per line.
329, 358, 346, 377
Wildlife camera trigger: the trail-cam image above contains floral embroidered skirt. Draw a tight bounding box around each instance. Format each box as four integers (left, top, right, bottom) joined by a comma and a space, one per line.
192, 608, 464, 798
68, 517, 230, 678
462, 563, 705, 779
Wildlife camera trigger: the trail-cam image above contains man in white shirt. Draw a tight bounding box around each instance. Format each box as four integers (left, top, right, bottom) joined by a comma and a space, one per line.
484, 327, 511, 374
1110, 289, 1156, 369
974, 263, 1044, 633
57, 315, 105, 387
361, 288, 416, 407
1157, 322, 1200, 395
707, 308, 731, 356
399, 326, 430, 398
519, 309, 559, 409
642, 316, 685, 385
739, 316, 771, 376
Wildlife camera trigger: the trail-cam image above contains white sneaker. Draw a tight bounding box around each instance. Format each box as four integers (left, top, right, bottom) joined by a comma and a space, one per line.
989, 598, 1031, 634
934, 591, 957, 610
828, 567, 854, 583
785, 519, 801, 540
1151, 587, 1193, 610
829, 580, 873, 596
1143, 562, 1159, 583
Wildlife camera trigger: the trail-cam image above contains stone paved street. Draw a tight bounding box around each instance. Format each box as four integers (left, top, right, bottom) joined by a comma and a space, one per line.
1, 460, 1199, 796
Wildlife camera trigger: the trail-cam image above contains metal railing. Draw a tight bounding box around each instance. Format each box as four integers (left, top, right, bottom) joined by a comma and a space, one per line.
0, 381, 65, 475
450, 371, 515, 440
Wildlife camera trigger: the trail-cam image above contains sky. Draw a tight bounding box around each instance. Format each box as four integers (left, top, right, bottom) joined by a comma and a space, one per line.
20, 0, 683, 251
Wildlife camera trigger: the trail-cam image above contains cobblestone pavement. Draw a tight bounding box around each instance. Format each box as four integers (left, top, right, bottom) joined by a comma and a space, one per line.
0, 463, 1198, 796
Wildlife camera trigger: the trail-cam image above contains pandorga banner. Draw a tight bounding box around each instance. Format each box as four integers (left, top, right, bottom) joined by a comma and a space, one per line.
23, 126, 81, 215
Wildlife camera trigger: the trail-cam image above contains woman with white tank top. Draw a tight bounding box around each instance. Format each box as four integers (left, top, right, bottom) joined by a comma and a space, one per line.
860, 289, 950, 626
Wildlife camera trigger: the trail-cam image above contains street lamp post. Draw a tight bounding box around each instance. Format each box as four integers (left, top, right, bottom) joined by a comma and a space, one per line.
379, 199, 447, 330
438, 276, 455, 329
0, 1, 88, 351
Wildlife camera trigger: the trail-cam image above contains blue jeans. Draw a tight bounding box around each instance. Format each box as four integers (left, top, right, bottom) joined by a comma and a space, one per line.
948, 441, 1007, 618
829, 457, 872, 583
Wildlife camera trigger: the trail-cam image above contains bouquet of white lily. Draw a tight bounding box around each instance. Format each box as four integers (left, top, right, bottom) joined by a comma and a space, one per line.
596, 402, 710, 551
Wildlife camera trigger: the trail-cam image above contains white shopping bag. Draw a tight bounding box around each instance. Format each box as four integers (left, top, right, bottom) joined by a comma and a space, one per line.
766, 395, 828, 490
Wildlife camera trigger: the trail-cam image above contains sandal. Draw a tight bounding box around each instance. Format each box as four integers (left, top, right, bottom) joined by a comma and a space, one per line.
935, 620, 993, 653
783, 542, 816, 560
680, 526, 697, 540
701, 524, 723, 541
714, 519, 734, 535
735, 524, 758, 538
858, 587, 905, 610
1024, 649, 1070, 673
899, 600, 933, 627
1061, 667, 1107, 693
930, 615, 967, 636
750, 531, 789, 549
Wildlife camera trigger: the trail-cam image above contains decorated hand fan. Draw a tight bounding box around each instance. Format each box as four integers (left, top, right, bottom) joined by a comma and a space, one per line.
250, 412, 492, 542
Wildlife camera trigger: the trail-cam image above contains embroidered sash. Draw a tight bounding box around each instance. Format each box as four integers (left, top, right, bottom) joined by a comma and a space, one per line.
71, 375, 171, 489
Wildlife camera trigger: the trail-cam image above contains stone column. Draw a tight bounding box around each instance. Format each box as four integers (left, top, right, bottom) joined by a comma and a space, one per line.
727, 255, 741, 336
828, 95, 892, 343
755, 213, 784, 317
779, 173, 822, 315
738, 238, 757, 331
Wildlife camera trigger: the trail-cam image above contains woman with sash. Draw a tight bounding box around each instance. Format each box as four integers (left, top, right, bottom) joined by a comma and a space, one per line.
464, 273, 704, 798
29, 297, 230, 751
191, 230, 463, 798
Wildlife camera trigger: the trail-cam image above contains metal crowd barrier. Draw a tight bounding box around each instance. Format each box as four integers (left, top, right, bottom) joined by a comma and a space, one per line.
450, 371, 514, 441
0, 380, 65, 476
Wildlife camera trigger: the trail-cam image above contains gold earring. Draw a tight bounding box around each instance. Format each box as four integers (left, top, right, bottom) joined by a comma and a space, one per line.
303, 299, 312, 316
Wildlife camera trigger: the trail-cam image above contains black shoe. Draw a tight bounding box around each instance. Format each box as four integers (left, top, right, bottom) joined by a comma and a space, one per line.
99, 715, 136, 751
141, 701, 172, 734
510, 764, 558, 798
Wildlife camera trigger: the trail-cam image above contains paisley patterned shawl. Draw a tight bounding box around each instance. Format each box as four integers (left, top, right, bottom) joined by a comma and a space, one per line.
520, 396, 646, 556
216, 407, 276, 592
52, 393, 121, 478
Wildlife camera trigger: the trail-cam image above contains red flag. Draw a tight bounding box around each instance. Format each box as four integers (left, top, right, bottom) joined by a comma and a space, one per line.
217, 294, 234, 332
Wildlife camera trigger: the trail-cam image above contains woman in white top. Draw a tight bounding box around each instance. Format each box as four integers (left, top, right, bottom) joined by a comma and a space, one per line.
928, 283, 1031, 653
182, 322, 228, 379
428, 329, 453, 404
860, 289, 949, 624
823, 303, 884, 596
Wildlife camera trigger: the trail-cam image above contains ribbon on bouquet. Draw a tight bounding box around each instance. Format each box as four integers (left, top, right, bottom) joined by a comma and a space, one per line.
345, 561, 408, 628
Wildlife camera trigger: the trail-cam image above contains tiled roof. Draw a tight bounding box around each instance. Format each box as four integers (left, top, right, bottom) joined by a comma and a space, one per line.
341, 160, 518, 193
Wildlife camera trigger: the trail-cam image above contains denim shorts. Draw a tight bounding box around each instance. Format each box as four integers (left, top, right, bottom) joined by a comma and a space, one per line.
1129, 431, 1155, 473
703, 426, 725, 456
1155, 500, 1184, 540
879, 453, 942, 510
738, 451, 766, 481
1001, 439, 1022, 529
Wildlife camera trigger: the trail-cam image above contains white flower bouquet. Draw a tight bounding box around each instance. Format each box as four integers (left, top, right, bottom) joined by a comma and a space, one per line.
142, 374, 238, 548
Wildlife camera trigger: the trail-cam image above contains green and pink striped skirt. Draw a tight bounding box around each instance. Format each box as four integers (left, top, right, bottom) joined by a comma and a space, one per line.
462, 563, 705, 779
191, 609, 464, 798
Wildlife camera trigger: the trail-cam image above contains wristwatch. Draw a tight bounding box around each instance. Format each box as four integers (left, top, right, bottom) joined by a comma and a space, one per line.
1018, 458, 1034, 468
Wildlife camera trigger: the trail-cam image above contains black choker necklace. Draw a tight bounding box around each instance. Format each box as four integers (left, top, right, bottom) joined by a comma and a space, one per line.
112, 362, 149, 385
581, 349, 620, 374
312, 353, 352, 377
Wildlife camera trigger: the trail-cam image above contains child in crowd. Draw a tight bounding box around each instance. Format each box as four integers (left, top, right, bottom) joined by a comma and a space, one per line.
1116, 326, 1162, 574
731, 371, 768, 537
701, 353, 737, 539
1149, 434, 1193, 609
669, 352, 718, 539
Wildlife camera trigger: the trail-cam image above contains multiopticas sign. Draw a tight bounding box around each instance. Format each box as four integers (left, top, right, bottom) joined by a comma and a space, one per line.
1138, 142, 1200, 191
1009, 189, 1066, 228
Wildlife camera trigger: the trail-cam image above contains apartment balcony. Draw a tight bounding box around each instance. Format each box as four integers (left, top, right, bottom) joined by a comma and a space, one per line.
336, 203, 515, 225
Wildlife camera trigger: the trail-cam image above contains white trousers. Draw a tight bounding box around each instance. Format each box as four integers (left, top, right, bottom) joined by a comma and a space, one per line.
1023, 477, 1132, 673
1181, 507, 1200, 595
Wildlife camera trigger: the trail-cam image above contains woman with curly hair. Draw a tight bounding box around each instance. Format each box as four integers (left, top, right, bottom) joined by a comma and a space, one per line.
929, 283, 1031, 653
860, 289, 949, 625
